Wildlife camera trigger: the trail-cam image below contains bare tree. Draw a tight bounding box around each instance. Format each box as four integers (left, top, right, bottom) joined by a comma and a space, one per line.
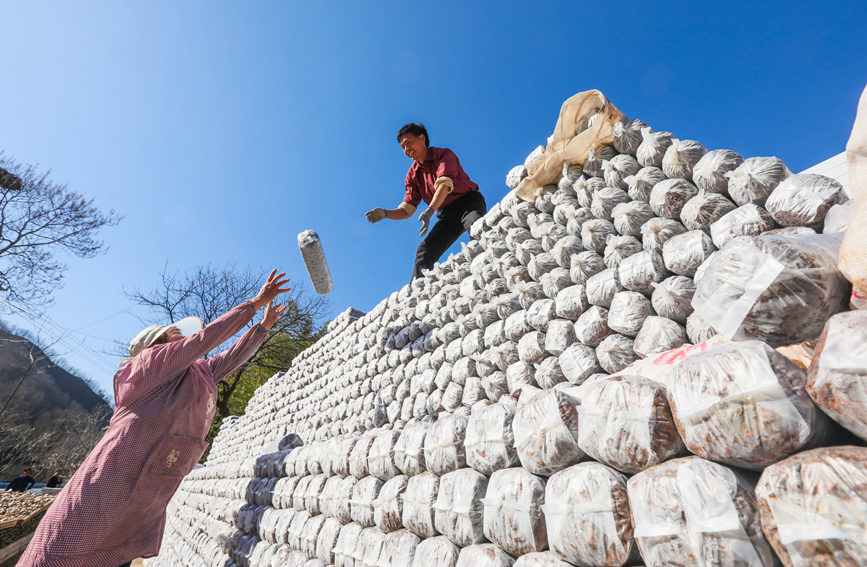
125, 264, 329, 423
0, 152, 121, 309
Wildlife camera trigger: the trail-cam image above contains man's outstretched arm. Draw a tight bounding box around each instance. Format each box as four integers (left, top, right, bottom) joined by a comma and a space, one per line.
366, 202, 417, 222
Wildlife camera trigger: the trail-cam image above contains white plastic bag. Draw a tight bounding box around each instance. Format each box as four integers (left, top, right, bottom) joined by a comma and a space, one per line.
680, 190, 737, 231
433, 468, 489, 546
727, 156, 790, 206
651, 276, 695, 324
456, 544, 517, 567
575, 305, 611, 347
586, 268, 623, 308
633, 316, 687, 358
692, 233, 849, 347
424, 410, 470, 475
710, 203, 777, 249
373, 475, 409, 533
628, 456, 777, 567
612, 201, 655, 237
625, 166, 667, 202
602, 154, 641, 190
618, 250, 668, 294
544, 462, 637, 567
806, 310, 867, 441
595, 334, 639, 373
755, 446, 867, 567
636, 128, 675, 168
578, 375, 685, 473
662, 229, 716, 277
603, 235, 643, 269
607, 291, 654, 337
764, 173, 844, 228
612, 118, 647, 155
581, 219, 618, 253
483, 468, 548, 555
693, 149, 744, 194
402, 472, 440, 538
640, 217, 688, 253
410, 536, 460, 567
667, 340, 830, 469
649, 178, 699, 219
512, 388, 584, 476
465, 401, 520, 474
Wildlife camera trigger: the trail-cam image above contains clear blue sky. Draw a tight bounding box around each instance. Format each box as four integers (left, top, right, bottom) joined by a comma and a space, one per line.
1, 1, 865, 401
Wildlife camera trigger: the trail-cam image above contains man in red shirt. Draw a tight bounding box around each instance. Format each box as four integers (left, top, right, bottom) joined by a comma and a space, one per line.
366, 123, 487, 279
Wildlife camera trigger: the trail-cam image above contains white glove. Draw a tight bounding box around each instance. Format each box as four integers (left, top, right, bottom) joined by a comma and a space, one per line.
365, 207, 386, 223
419, 208, 434, 237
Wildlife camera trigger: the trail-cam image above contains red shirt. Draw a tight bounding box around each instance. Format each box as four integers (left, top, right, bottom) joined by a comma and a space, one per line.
404, 146, 479, 208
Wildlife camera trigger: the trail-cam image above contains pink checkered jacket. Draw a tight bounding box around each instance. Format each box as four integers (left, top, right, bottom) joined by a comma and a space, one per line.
18, 301, 268, 567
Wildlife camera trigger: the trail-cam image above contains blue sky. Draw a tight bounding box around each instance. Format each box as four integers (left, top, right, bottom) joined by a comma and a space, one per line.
1, 1, 865, 400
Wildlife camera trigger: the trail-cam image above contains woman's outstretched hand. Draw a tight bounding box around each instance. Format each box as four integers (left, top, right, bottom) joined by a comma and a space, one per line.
252, 269, 292, 310
261, 300, 288, 330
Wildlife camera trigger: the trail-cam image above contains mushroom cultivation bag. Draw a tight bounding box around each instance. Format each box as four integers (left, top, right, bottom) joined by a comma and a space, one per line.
612, 118, 646, 154
350, 476, 384, 527
662, 229, 716, 277
612, 201, 655, 237
608, 291, 654, 337
662, 139, 707, 180
575, 305, 611, 347
595, 333, 639, 373
692, 149, 744, 194
569, 251, 606, 285
806, 310, 867, 441
582, 219, 618, 253
603, 235, 643, 269
618, 250, 669, 294
402, 472, 440, 538
456, 544, 517, 567
755, 445, 867, 567
633, 316, 686, 358
368, 429, 402, 481
636, 128, 675, 168
692, 233, 850, 347
373, 475, 409, 533
558, 343, 601, 385
424, 410, 470, 475
625, 166, 667, 202
433, 468, 489, 546
394, 421, 429, 476
591, 186, 630, 220
667, 340, 831, 470
726, 156, 790, 206
378, 529, 421, 567
628, 456, 777, 567
640, 217, 687, 253
709, 203, 777, 249
680, 190, 737, 231
602, 154, 641, 189
512, 388, 584, 475
410, 536, 460, 567
544, 462, 638, 567
578, 375, 685, 474
650, 178, 699, 219
586, 268, 623, 308
483, 467, 548, 555
465, 401, 520, 474
764, 173, 845, 229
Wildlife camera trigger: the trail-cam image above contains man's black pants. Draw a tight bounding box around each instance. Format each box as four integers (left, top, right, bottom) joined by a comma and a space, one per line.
412, 190, 487, 280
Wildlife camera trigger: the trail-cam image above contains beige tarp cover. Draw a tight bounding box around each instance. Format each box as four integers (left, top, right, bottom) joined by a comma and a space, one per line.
839, 83, 867, 308
516, 89, 626, 201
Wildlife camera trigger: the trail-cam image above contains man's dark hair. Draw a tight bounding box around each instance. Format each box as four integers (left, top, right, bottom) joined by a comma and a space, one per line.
397, 123, 430, 147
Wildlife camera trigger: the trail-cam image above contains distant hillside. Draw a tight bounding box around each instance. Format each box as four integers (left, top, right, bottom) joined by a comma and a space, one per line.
0, 328, 112, 480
